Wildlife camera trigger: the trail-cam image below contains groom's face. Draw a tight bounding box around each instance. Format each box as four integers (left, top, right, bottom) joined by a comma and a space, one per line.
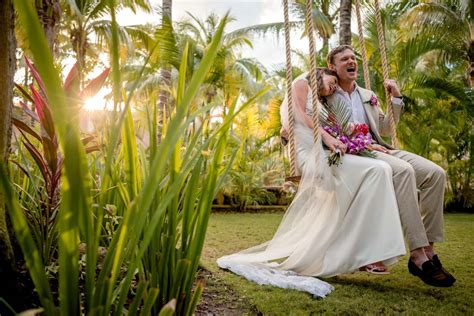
329, 49, 358, 83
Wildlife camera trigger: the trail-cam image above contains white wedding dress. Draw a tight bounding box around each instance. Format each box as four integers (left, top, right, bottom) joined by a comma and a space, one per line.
217, 76, 406, 297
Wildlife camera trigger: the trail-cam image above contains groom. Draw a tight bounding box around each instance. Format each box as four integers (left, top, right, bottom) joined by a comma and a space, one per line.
327, 45, 455, 287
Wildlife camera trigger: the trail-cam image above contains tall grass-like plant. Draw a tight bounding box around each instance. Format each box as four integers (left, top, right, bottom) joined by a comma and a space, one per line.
2, 1, 269, 315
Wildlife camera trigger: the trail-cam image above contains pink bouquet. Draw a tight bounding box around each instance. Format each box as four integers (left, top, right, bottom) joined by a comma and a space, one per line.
320, 99, 376, 166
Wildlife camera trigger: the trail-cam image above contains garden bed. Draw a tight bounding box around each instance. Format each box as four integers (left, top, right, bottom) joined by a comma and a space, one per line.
195, 268, 259, 315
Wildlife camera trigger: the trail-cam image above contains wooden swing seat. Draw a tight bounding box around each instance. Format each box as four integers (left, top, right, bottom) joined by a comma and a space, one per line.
285, 175, 301, 183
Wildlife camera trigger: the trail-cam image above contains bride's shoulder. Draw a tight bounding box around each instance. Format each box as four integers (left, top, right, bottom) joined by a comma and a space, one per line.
293, 79, 309, 93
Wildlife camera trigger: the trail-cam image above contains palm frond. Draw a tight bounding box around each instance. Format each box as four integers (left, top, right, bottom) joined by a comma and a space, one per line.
230, 21, 303, 41
118, 0, 152, 13
271, 65, 305, 81
319, 97, 352, 134
292, 0, 335, 37
90, 20, 134, 53
402, 2, 467, 34
264, 96, 283, 140
224, 36, 253, 50
408, 74, 468, 102
153, 20, 181, 69
231, 58, 266, 82
123, 24, 155, 51
65, 0, 85, 18
396, 37, 447, 76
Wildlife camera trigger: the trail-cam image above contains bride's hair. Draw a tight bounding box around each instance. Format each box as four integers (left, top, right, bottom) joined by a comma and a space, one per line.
306, 68, 337, 90
305, 68, 338, 102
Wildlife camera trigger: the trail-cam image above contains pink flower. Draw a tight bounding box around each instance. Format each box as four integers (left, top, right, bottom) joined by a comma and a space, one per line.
370, 95, 378, 106
353, 123, 370, 135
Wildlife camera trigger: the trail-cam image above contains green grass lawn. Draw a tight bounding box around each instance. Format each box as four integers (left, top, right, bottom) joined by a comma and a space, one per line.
201, 213, 474, 315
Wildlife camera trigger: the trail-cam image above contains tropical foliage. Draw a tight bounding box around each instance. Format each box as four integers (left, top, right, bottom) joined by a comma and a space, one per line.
2, 1, 268, 314
351, 0, 472, 210
11, 58, 106, 265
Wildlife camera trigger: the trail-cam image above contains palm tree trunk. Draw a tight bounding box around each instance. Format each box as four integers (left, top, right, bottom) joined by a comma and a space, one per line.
0, 0, 16, 283
35, 0, 61, 54
339, 0, 352, 45
469, 40, 473, 87
157, 0, 172, 143
322, 36, 329, 58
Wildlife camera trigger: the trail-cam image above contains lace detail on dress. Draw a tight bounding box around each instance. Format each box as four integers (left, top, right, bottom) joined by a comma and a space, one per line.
217, 258, 334, 298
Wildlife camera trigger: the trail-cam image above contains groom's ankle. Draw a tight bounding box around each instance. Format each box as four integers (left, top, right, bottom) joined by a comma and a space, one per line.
424, 244, 435, 260
410, 248, 429, 268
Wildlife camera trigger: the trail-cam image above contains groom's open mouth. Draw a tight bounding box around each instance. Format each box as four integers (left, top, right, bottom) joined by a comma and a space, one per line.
347, 67, 356, 73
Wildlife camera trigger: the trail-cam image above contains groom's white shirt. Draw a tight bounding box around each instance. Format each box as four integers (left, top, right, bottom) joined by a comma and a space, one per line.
334, 86, 370, 125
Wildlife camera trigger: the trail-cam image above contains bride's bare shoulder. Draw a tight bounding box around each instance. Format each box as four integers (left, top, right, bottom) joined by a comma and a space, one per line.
293, 79, 309, 93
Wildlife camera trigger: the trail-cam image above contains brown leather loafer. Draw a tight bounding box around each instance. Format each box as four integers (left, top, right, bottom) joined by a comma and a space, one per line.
408, 259, 455, 287
431, 254, 456, 284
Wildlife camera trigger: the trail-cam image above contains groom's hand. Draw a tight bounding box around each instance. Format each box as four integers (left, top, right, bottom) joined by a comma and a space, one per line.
383, 79, 402, 97
368, 144, 390, 154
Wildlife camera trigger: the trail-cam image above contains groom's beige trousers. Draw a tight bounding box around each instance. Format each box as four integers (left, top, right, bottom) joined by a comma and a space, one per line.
375, 150, 446, 251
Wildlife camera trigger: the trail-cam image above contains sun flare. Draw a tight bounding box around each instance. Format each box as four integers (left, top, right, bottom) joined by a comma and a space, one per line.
83, 88, 112, 111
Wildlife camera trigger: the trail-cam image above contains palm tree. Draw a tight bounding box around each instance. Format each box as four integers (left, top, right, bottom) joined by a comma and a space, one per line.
158, 0, 173, 142
62, 0, 151, 76
339, 0, 352, 45
0, 0, 16, 302
124, 11, 267, 141
293, 0, 337, 55
36, 0, 61, 53
177, 13, 266, 112
352, 2, 466, 101
354, 1, 472, 209
232, 0, 336, 57
400, 0, 473, 87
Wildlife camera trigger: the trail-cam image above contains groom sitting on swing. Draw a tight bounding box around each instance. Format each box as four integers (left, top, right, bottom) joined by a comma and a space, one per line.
326, 45, 456, 287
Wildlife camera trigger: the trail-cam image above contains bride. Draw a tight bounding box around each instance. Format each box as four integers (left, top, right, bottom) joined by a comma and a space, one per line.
217, 69, 406, 297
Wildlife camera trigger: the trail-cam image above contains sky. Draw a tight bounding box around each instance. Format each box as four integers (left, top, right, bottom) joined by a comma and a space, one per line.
117, 0, 310, 70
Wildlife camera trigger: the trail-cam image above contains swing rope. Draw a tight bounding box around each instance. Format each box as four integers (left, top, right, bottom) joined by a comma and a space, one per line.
305, 0, 321, 145
373, 0, 399, 147
283, 0, 297, 178
283, 0, 321, 182
354, 0, 371, 90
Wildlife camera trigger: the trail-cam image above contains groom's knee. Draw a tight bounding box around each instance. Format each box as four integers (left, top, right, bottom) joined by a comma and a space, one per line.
429, 164, 446, 183
369, 160, 392, 178
394, 160, 416, 181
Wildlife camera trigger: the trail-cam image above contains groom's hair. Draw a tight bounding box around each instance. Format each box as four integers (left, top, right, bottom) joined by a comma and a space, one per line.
327, 45, 354, 66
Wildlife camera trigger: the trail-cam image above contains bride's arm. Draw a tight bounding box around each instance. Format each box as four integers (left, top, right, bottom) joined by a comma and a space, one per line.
293, 80, 347, 153
293, 80, 313, 128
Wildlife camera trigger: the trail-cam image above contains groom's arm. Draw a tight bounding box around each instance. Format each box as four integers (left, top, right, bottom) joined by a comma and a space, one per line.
378, 97, 404, 136
378, 79, 404, 136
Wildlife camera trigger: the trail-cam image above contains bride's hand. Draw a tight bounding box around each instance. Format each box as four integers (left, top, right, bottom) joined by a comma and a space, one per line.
322, 131, 347, 154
